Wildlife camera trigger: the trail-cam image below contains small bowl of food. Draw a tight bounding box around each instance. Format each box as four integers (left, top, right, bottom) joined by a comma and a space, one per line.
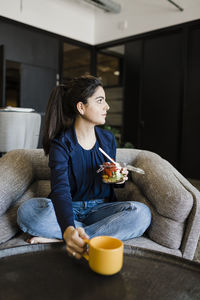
97, 162, 126, 184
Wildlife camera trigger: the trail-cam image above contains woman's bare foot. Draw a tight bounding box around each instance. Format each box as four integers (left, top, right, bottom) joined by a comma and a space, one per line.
27, 236, 63, 244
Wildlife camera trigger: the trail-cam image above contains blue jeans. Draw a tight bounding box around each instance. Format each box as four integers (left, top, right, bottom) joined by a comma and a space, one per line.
17, 198, 151, 241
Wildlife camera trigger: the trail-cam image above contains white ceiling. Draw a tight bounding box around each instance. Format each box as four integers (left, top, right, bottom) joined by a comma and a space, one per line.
94, 0, 200, 43
0, 0, 199, 44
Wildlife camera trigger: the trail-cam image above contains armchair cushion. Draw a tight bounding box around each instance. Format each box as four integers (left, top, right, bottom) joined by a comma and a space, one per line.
0, 151, 33, 217
131, 151, 193, 249
0, 150, 50, 244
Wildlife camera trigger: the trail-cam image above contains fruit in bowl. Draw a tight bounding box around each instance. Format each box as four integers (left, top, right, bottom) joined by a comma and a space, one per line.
101, 162, 125, 184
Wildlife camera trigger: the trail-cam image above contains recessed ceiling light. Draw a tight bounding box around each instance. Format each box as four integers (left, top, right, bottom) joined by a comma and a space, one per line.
114, 71, 120, 76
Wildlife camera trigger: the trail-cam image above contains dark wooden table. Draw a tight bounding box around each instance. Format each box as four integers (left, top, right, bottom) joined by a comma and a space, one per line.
0, 243, 200, 300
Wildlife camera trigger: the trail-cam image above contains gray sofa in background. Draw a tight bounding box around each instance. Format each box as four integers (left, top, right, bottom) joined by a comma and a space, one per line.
0, 148, 200, 260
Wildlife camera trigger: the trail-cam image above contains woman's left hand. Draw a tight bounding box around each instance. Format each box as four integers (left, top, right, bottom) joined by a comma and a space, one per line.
116, 167, 129, 184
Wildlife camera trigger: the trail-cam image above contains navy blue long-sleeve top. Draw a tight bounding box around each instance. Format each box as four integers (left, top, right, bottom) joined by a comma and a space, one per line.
48, 126, 118, 234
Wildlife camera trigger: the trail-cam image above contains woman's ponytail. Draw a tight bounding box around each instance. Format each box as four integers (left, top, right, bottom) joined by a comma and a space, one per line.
43, 75, 103, 155
43, 85, 69, 155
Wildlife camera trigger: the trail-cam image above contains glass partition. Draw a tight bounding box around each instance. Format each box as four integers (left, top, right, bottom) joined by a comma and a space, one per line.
5, 61, 20, 107
97, 45, 126, 147
97, 45, 124, 87
62, 43, 91, 82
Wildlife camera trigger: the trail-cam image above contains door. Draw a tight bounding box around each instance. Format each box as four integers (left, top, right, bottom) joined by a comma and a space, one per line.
20, 63, 57, 147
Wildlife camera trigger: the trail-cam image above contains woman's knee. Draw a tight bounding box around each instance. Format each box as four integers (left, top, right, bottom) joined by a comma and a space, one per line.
137, 202, 151, 228
17, 198, 33, 223
17, 198, 51, 225
17, 197, 61, 238
118, 201, 151, 223
129, 202, 151, 228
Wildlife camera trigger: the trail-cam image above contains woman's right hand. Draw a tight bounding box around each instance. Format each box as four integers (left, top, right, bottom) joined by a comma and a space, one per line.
63, 226, 89, 260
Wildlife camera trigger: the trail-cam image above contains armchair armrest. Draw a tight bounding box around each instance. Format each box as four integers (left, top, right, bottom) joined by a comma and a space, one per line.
171, 166, 200, 259
131, 150, 200, 259
116, 148, 200, 259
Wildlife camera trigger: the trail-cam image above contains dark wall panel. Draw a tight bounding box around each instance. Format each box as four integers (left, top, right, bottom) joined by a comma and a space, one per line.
20, 64, 56, 113
124, 40, 142, 147
0, 45, 5, 106
181, 26, 200, 178
140, 31, 182, 167
0, 21, 59, 69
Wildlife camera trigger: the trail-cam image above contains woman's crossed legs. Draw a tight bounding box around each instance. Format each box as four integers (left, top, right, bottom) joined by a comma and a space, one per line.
17, 198, 151, 244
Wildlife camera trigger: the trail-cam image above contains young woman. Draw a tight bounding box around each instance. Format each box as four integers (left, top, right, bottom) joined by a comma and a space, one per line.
17, 75, 151, 259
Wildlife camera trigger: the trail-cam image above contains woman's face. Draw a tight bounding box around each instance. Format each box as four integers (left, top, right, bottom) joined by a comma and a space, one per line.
79, 86, 110, 126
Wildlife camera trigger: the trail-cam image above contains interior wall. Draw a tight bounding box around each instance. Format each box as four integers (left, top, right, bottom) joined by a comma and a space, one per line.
0, 0, 95, 44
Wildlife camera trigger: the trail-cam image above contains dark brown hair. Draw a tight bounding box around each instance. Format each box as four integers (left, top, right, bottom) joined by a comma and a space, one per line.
42, 75, 103, 155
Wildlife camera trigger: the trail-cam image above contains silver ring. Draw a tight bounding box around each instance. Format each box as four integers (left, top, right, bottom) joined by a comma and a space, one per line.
72, 251, 76, 257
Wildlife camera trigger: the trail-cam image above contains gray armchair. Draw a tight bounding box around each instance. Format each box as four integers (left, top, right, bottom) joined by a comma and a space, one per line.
0, 148, 199, 260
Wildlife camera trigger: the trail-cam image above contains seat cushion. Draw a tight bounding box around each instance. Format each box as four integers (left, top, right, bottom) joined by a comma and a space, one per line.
28, 150, 50, 180
28, 180, 51, 198
124, 236, 182, 257
131, 151, 193, 249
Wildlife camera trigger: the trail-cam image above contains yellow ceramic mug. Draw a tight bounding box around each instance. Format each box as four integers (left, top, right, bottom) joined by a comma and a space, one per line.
83, 236, 124, 276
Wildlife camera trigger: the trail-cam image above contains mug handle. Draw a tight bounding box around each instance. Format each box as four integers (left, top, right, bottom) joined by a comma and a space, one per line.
82, 238, 90, 261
